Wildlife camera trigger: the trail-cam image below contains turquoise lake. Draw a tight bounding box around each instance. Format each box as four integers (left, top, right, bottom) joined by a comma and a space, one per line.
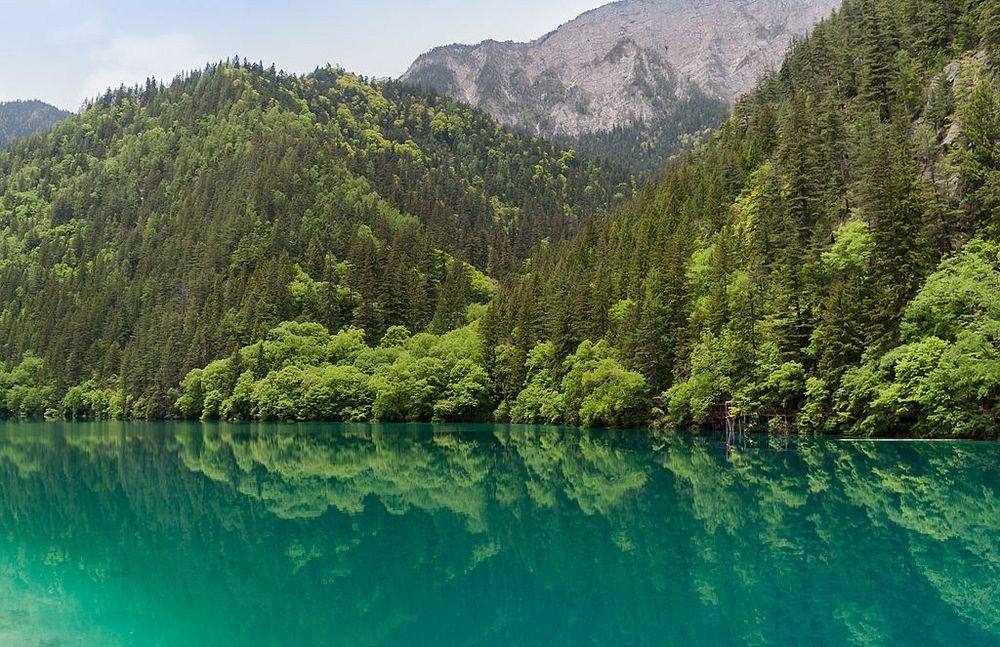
0, 422, 997, 645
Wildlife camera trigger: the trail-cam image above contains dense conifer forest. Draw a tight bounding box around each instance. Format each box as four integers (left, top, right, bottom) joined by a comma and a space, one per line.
487, 0, 1000, 437
0, 63, 629, 418
0, 0, 997, 437
559, 88, 730, 175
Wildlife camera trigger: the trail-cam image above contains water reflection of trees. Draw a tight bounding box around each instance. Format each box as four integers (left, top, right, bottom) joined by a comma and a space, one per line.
0, 422, 996, 644
177, 425, 494, 529
660, 435, 999, 643
0, 422, 662, 644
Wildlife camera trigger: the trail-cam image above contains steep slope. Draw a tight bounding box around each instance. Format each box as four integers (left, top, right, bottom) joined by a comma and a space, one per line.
402, 0, 841, 170
0, 100, 70, 150
484, 0, 1000, 436
0, 62, 629, 417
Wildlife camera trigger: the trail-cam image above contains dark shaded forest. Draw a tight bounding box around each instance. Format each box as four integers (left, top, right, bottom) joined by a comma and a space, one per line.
558, 86, 730, 175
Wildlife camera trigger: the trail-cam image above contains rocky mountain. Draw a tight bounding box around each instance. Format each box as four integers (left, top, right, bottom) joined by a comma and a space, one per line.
402, 0, 842, 169
0, 100, 70, 150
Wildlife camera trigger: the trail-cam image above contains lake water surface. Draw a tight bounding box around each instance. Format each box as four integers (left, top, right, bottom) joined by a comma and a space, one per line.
0, 421, 997, 645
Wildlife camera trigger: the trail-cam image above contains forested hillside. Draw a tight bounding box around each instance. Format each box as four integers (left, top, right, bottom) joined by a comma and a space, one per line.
0, 62, 630, 417
0, 100, 70, 150
2, 0, 997, 437
486, 0, 1000, 437
168, 0, 999, 435
555, 92, 729, 175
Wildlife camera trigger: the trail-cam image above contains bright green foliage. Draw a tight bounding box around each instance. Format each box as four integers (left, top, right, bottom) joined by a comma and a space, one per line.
560, 341, 649, 427
812, 217, 879, 378
506, 340, 649, 428
574, 359, 649, 428
835, 241, 1000, 438
372, 327, 492, 422
327, 327, 369, 363
176, 320, 492, 423
507, 343, 564, 425
900, 239, 1000, 341
797, 377, 833, 433
821, 218, 875, 272
253, 366, 309, 422
746, 357, 808, 416
253, 321, 332, 369
663, 331, 741, 426
60, 381, 113, 419
0, 353, 54, 418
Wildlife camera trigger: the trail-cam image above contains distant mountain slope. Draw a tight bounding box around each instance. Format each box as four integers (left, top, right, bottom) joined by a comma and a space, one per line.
402, 0, 842, 170
0, 100, 70, 150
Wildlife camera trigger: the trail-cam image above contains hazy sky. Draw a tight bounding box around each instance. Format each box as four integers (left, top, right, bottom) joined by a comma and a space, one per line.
0, 0, 606, 110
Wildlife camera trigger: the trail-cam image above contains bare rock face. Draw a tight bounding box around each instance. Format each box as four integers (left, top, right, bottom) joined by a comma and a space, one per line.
401, 0, 842, 138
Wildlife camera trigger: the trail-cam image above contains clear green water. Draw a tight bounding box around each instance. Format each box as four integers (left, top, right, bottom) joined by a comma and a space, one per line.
0, 422, 997, 646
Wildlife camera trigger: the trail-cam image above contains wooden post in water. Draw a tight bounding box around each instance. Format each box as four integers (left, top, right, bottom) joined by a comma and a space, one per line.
724, 401, 736, 461
724, 401, 735, 435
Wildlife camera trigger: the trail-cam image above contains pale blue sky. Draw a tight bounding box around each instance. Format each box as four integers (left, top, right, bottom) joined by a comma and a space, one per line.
0, 0, 605, 110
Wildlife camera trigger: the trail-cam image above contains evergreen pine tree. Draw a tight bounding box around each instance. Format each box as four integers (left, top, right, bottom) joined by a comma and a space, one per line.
982, 0, 1000, 58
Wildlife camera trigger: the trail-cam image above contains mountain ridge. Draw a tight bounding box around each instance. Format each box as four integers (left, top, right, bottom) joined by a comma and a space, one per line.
401, 0, 842, 144
0, 100, 71, 150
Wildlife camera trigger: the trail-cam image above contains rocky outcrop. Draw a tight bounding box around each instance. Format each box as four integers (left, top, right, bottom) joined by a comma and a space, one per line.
401, 0, 842, 138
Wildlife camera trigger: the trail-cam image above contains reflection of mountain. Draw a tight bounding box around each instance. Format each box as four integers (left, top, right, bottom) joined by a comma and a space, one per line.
0, 422, 996, 645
